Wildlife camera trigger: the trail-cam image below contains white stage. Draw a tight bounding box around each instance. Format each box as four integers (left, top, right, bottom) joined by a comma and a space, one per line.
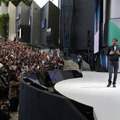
55, 71, 120, 120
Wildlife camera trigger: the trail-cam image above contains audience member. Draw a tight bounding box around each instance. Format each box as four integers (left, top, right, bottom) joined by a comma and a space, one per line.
77, 53, 83, 71
8, 73, 19, 112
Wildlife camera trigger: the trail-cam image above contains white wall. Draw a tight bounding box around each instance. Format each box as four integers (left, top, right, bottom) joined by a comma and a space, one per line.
103, 0, 106, 29
8, 1, 16, 41
1, 2, 8, 14
110, 0, 120, 29
30, 1, 41, 45
103, 0, 107, 45
110, 0, 120, 18
0, 6, 2, 15
21, 1, 30, 25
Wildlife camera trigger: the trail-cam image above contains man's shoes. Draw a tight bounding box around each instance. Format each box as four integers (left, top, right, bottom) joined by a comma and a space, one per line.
107, 83, 111, 87
113, 84, 116, 88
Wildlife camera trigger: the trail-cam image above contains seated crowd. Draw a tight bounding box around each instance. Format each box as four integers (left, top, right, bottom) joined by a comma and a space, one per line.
0, 39, 64, 113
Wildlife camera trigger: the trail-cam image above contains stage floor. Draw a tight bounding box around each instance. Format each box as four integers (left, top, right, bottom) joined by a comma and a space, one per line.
55, 71, 120, 120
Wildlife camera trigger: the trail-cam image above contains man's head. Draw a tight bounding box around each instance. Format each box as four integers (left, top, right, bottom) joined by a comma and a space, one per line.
16, 69, 21, 74
113, 38, 118, 46
1, 67, 5, 71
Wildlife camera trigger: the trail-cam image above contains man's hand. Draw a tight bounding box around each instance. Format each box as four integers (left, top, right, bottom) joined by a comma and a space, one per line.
116, 50, 120, 55
109, 51, 114, 55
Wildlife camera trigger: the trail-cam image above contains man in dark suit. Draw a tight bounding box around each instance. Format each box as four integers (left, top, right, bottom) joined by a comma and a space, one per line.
107, 38, 120, 87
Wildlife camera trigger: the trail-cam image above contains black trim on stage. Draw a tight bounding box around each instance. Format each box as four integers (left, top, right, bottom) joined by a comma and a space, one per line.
19, 70, 95, 120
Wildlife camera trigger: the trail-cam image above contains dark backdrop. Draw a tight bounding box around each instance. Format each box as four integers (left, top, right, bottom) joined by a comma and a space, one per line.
71, 0, 95, 51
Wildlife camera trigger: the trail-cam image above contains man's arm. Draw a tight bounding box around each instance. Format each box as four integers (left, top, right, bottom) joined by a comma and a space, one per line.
107, 47, 114, 55
116, 47, 120, 55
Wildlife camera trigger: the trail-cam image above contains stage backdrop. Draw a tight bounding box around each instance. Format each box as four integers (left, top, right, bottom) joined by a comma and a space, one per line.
108, 20, 120, 46
104, 0, 120, 46
71, 0, 95, 51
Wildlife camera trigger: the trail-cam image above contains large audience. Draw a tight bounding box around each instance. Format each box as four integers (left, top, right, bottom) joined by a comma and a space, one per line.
0, 40, 64, 73
0, 39, 64, 114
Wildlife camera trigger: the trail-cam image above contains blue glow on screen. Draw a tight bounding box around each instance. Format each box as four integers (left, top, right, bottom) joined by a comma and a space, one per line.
50, 75, 53, 79
41, 21, 45, 29
41, 19, 46, 29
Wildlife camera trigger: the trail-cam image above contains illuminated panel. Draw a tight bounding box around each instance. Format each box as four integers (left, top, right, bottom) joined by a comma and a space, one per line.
94, 0, 100, 54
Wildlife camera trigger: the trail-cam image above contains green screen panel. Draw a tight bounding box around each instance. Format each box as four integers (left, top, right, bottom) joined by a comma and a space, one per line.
108, 20, 120, 46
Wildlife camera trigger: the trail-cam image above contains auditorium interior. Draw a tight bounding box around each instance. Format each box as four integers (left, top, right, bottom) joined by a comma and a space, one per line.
0, 0, 120, 120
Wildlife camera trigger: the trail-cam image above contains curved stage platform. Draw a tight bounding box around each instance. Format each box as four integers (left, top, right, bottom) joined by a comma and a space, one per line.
55, 71, 120, 120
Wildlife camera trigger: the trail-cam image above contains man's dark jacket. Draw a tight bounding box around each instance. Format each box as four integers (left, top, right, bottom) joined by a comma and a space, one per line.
107, 45, 120, 61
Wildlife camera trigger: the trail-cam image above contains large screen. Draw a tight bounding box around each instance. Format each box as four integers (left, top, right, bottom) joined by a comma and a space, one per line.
94, 0, 101, 54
